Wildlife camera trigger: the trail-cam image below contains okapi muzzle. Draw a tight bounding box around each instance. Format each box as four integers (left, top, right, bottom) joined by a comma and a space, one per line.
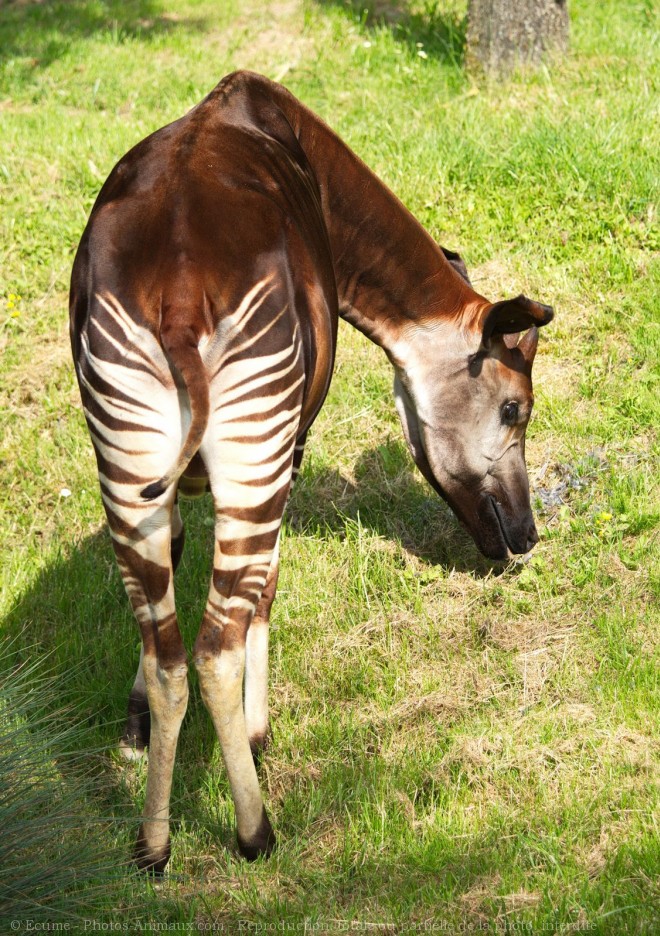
69, 70, 553, 871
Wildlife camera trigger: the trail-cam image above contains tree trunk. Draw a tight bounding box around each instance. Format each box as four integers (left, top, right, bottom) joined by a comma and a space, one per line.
466, 0, 569, 76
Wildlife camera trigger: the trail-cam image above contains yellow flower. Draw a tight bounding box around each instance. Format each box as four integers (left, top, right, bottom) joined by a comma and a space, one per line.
6, 293, 22, 316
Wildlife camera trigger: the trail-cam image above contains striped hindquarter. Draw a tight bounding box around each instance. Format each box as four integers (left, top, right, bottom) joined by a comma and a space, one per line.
76, 276, 307, 868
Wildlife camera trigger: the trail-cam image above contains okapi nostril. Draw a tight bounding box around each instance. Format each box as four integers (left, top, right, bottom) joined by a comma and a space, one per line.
526, 525, 540, 549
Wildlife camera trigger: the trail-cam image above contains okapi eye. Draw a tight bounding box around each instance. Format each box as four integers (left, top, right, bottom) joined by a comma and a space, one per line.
502, 401, 519, 425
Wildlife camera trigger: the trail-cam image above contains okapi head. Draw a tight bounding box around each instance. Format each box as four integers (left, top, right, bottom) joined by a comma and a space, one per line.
393, 290, 553, 561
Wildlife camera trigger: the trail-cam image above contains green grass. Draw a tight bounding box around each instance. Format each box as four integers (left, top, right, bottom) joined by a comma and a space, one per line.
0, 638, 154, 925
1, 0, 659, 931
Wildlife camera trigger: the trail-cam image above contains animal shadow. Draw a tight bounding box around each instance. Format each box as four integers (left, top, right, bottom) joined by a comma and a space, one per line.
0, 0, 209, 69
0, 437, 500, 857
287, 437, 500, 577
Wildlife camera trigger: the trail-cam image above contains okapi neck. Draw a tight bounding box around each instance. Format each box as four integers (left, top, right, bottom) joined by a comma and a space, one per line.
273, 81, 482, 352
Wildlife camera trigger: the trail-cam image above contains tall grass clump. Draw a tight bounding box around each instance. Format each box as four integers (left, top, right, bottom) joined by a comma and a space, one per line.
0, 638, 132, 925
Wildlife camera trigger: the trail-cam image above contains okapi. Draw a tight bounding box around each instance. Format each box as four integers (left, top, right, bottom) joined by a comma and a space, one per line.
69, 70, 553, 872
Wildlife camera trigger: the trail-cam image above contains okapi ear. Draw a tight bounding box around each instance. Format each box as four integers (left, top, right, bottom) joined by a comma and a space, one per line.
441, 247, 472, 285
501, 328, 540, 365
517, 325, 539, 365
503, 332, 521, 349
480, 294, 553, 345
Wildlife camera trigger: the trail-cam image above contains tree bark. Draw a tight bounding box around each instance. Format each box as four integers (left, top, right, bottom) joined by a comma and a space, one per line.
466, 0, 569, 76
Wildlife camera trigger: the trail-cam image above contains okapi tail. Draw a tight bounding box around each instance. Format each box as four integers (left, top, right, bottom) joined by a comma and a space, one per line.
141, 325, 210, 501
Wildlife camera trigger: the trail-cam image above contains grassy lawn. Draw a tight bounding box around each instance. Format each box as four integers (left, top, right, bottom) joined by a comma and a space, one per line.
1, 0, 658, 931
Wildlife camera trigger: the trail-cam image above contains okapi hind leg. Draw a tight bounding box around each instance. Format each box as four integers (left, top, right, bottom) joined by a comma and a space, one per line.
244, 537, 280, 764
194, 476, 296, 860
192, 272, 305, 860
108, 502, 188, 874
120, 645, 151, 761
194, 535, 280, 862
245, 433, 306, 764
119, 498, 185, 761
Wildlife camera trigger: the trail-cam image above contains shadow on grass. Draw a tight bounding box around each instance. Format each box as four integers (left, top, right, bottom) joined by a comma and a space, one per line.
0, 440, 503, 880
0, 0, 209, 69
313, 0, 467, 67
0, 503, 241, 878
2, 438, 501, 732
288, 437, 501, 577
2, 439, 496, 716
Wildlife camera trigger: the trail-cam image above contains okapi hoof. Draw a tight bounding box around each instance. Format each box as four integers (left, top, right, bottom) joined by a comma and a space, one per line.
134, 827, 171, 875
119, 690, 151, 761
236, 808, 276, 861
249, 730, 270, 769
